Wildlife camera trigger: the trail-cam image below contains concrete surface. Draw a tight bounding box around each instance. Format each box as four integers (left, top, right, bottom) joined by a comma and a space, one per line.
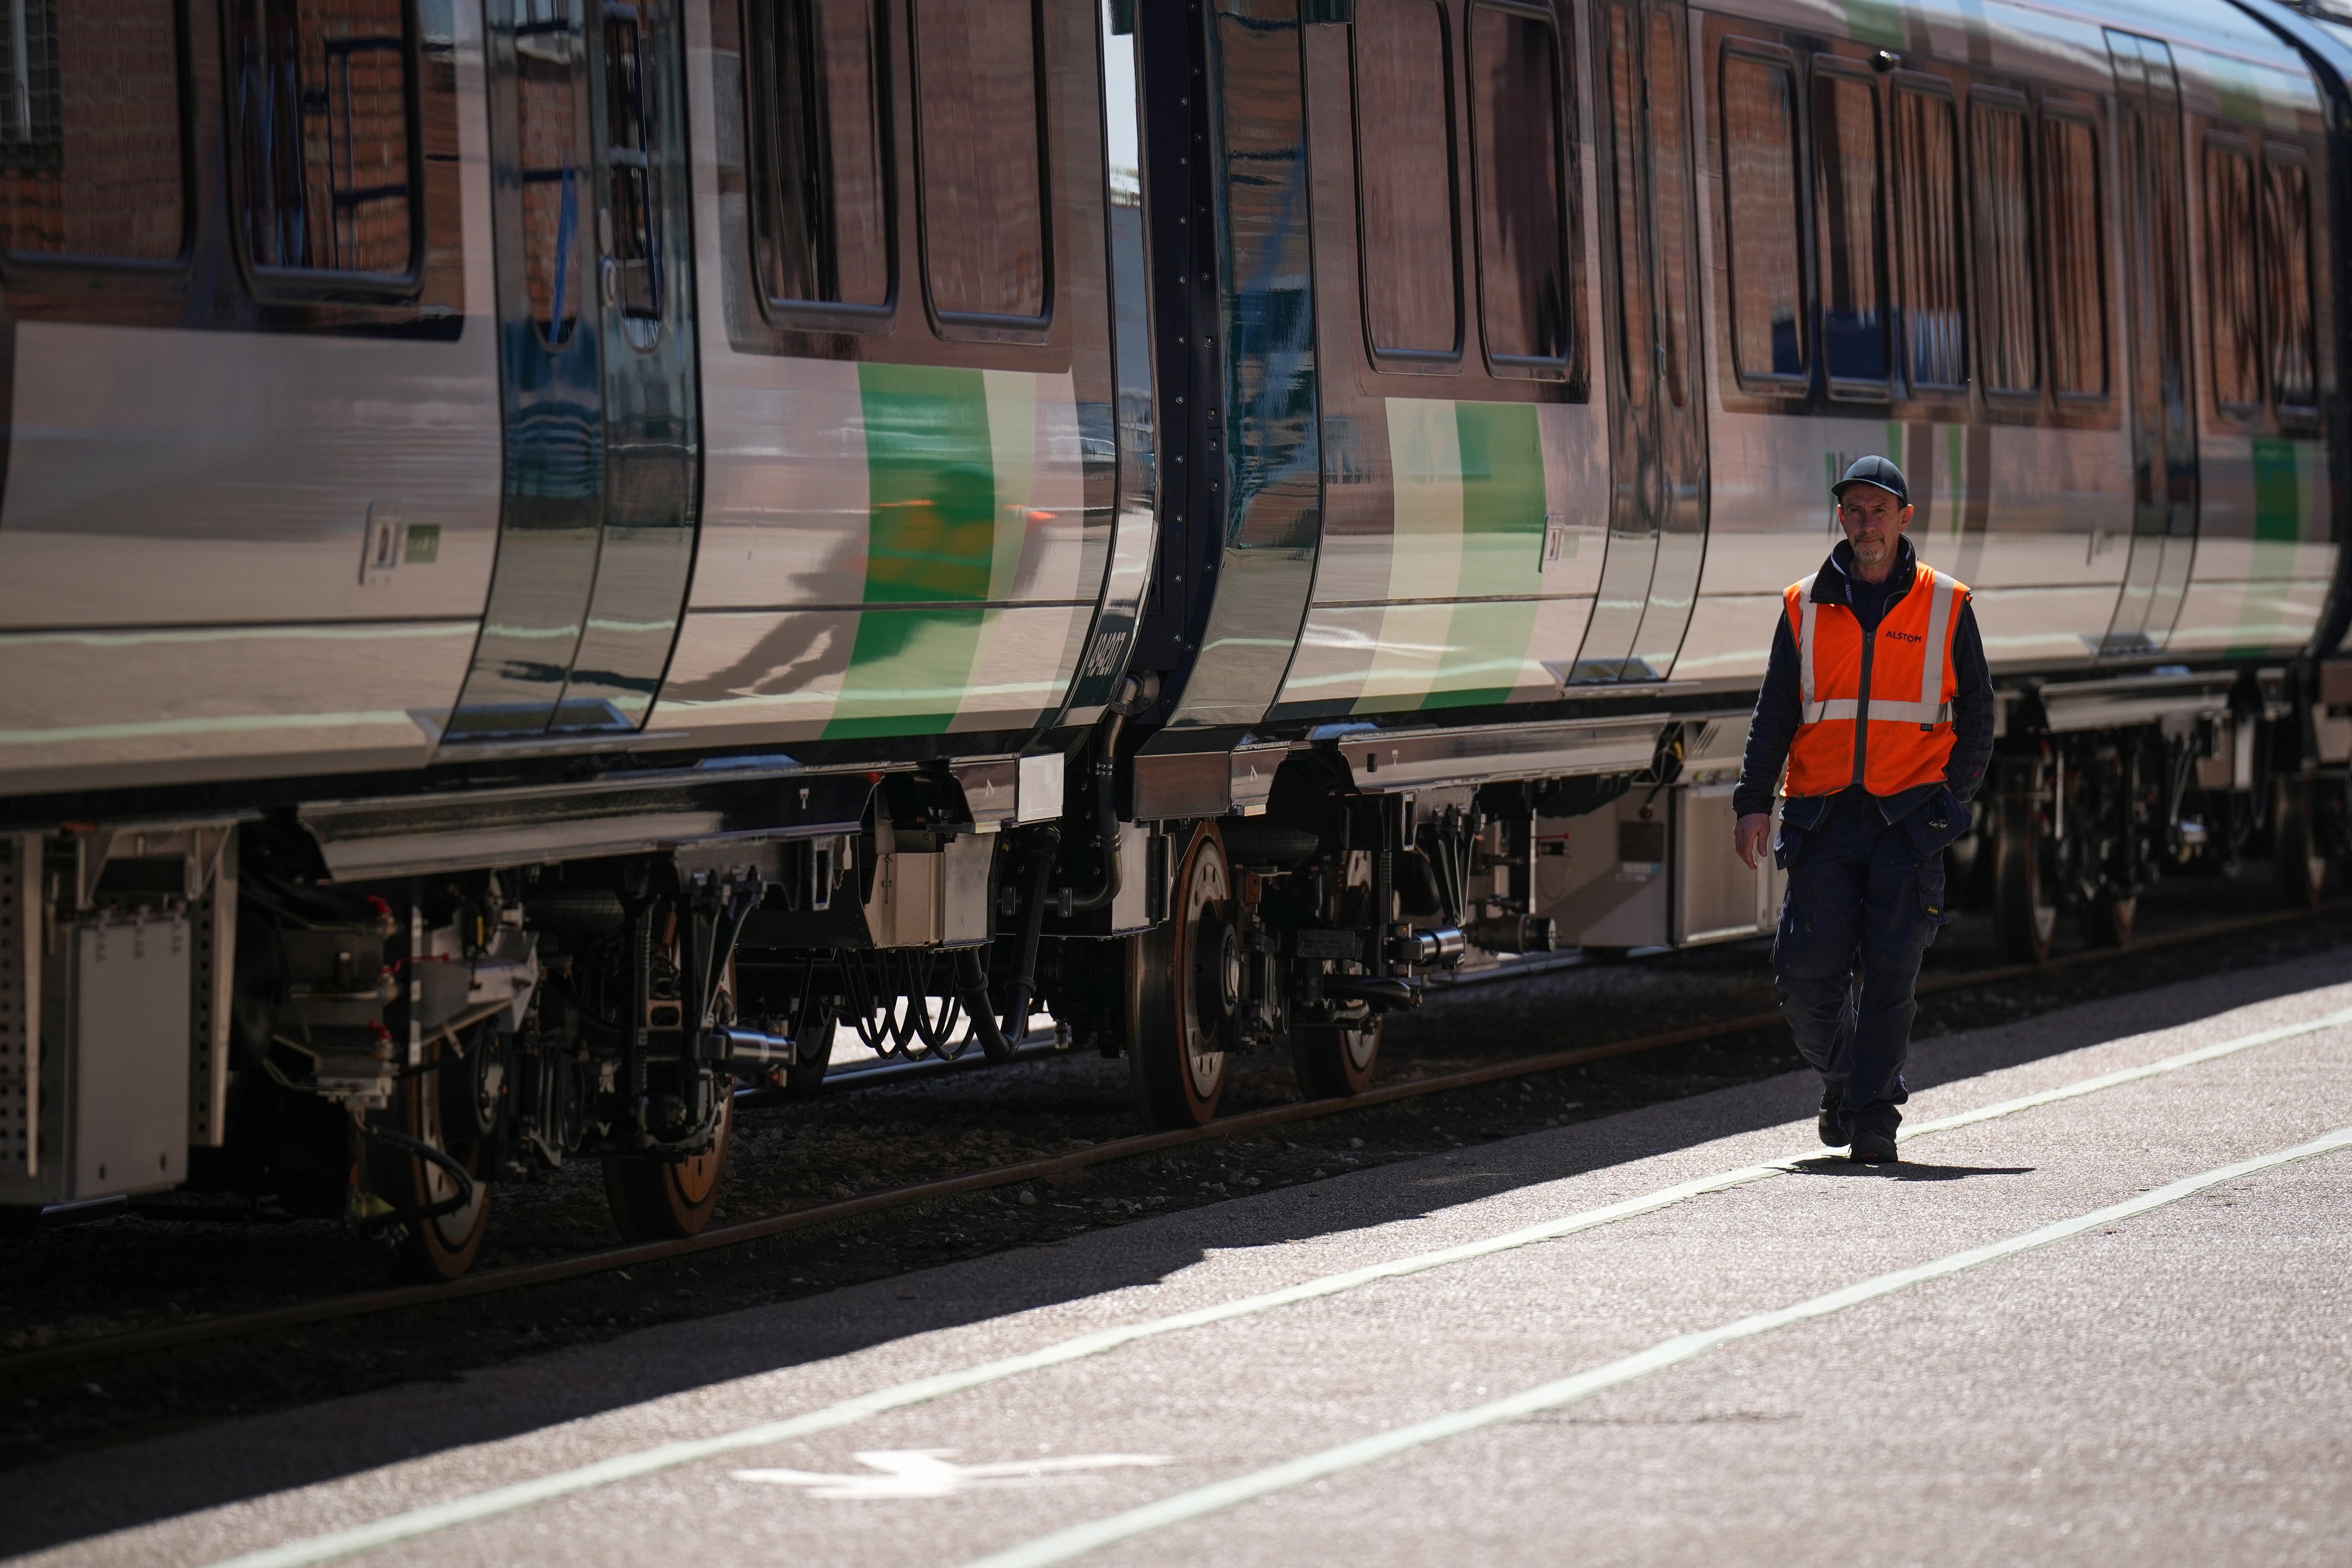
7, 948, 2351, 1568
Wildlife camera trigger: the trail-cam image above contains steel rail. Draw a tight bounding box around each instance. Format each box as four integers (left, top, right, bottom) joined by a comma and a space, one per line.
2, 898, 2339, 1382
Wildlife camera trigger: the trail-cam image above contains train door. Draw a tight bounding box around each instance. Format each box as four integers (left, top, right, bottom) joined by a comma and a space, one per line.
450, 0, 701, 739
1574, 0, 1708, 682
2103, 30, 2198, 655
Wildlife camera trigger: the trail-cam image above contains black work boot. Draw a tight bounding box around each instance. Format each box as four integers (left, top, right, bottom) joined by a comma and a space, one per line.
1848, 1103, 1901, 1163
1849, 1127, 1899, 1163
1817, 1089, 1851, 1148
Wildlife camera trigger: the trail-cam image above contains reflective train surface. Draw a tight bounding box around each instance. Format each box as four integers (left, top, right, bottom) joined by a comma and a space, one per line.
4, 0, 2352, 1275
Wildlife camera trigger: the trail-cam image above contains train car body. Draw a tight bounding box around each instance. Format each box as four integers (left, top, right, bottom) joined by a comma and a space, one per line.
2, 0, 2348, 1272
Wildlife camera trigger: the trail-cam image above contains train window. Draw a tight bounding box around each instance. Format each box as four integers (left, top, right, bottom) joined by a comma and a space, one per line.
1719, 48, 1804, 386
1647, 7, 1691, 408
0, 1, 184, 263
1605, 5, 1652, 404
912, 0, 1047, 326
1467, 2, 1570, 369
1354, 0, 1458, 360
517, 1, 588, 344
2262, 145, 2317, 416
1969, 95, 2036, 395
604, 3, 660, 319
744, 0, 890, 312
1813, 68, 1886, 389
1892, 85, 1964, 391
227, 0, 417, 279
2041, 110, 2106, 398
2203, 137, 2260, 412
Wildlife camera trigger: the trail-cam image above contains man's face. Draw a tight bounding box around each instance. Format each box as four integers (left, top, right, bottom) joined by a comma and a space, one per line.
1837, 483, 1913, 573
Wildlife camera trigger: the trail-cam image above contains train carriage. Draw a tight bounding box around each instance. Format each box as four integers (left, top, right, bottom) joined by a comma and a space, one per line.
2, 0, 2348, 1279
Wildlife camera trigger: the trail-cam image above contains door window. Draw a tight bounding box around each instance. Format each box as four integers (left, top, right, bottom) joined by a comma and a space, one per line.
2041, 111, 2106, 398
912, 0, 1047, 325
516, 0, 587, 343
1467, 3, 1569, 370
603, 2, 660, 320
1892, 85, 1964, 391
745, 0, 890, 310
1605, 4, 1650, 403
2264, 148, 2316, 416
1646, 8, 1691, 409
2203, 137, 2259, 411
1354, 0, 1457, 360
1718, 48, 1803, 385
1812, 68, 1885, 388
1970, 95, 2037, 394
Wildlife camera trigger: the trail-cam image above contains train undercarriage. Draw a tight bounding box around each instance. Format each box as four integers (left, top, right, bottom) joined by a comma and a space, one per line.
1964, 665, 2352, 963
6, 663, 2350, 1278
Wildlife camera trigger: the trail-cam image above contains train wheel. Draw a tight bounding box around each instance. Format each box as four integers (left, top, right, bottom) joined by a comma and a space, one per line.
2079, 889, 2136, 949
1128, 824, 1235, 1128
1994, 792, 2058, 964
1292, 1015, 1381, 1098
604, 1092, 733, 1241
374, 1037, 493, 1282
2273, 775, 2328, 908
1293, 847, 1383, 1098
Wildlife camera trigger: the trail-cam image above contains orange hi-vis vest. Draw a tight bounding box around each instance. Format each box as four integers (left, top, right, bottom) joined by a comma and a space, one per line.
1781, 562, 1967, 798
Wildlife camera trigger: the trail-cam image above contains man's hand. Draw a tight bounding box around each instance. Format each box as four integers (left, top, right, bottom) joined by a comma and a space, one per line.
1734, 812, 1774, 872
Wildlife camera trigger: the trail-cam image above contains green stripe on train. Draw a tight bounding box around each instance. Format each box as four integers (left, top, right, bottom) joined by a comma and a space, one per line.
1422, 401, 1547, 711
2253, 438, 2301, 544
826, 365, 1000, 739
2224, 437, 2319, 661
859, 364, 998, 602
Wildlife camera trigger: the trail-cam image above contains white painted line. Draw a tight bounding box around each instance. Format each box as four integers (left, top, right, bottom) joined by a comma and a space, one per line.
955, 1122, 2352, 1568
732, 1450, 1172, 1499
199, 1002, 2352, 1568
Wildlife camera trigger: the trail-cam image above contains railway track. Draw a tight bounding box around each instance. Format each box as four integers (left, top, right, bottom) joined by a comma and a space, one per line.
2, 899, 2339, 1384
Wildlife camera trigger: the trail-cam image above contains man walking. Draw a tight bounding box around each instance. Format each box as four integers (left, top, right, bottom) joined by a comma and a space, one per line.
1732, 456, 1994, 1163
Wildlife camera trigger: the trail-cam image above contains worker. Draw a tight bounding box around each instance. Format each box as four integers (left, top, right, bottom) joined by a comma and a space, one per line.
1732, 456, 1995, 1163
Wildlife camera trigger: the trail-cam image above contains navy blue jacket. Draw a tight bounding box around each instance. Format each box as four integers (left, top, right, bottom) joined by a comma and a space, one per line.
1732, 537, 1995, 823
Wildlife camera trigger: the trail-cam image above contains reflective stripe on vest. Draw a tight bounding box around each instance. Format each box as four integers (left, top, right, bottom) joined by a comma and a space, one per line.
1785, 563, 1965, 797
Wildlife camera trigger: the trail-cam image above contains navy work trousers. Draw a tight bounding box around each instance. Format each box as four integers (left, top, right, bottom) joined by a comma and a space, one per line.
1771, 790, 1959, 1138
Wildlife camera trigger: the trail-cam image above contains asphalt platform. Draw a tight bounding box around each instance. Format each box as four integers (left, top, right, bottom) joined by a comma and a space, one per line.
8, 947, 2350, 1568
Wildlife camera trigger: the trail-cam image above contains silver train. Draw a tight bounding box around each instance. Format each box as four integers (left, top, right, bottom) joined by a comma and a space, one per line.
3, 0, 2348, 1276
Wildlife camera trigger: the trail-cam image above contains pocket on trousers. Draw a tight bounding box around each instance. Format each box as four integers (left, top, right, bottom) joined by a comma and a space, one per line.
1915, 854, 1952, 930
1773, 823, 1808, 872
1902, 786, 1972, 860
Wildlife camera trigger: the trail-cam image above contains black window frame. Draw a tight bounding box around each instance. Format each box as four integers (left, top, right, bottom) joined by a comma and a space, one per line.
741, 0, 899, 333
907, 0, 1055, 344
221, 0, 430, 304
0, 0, 198, 286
